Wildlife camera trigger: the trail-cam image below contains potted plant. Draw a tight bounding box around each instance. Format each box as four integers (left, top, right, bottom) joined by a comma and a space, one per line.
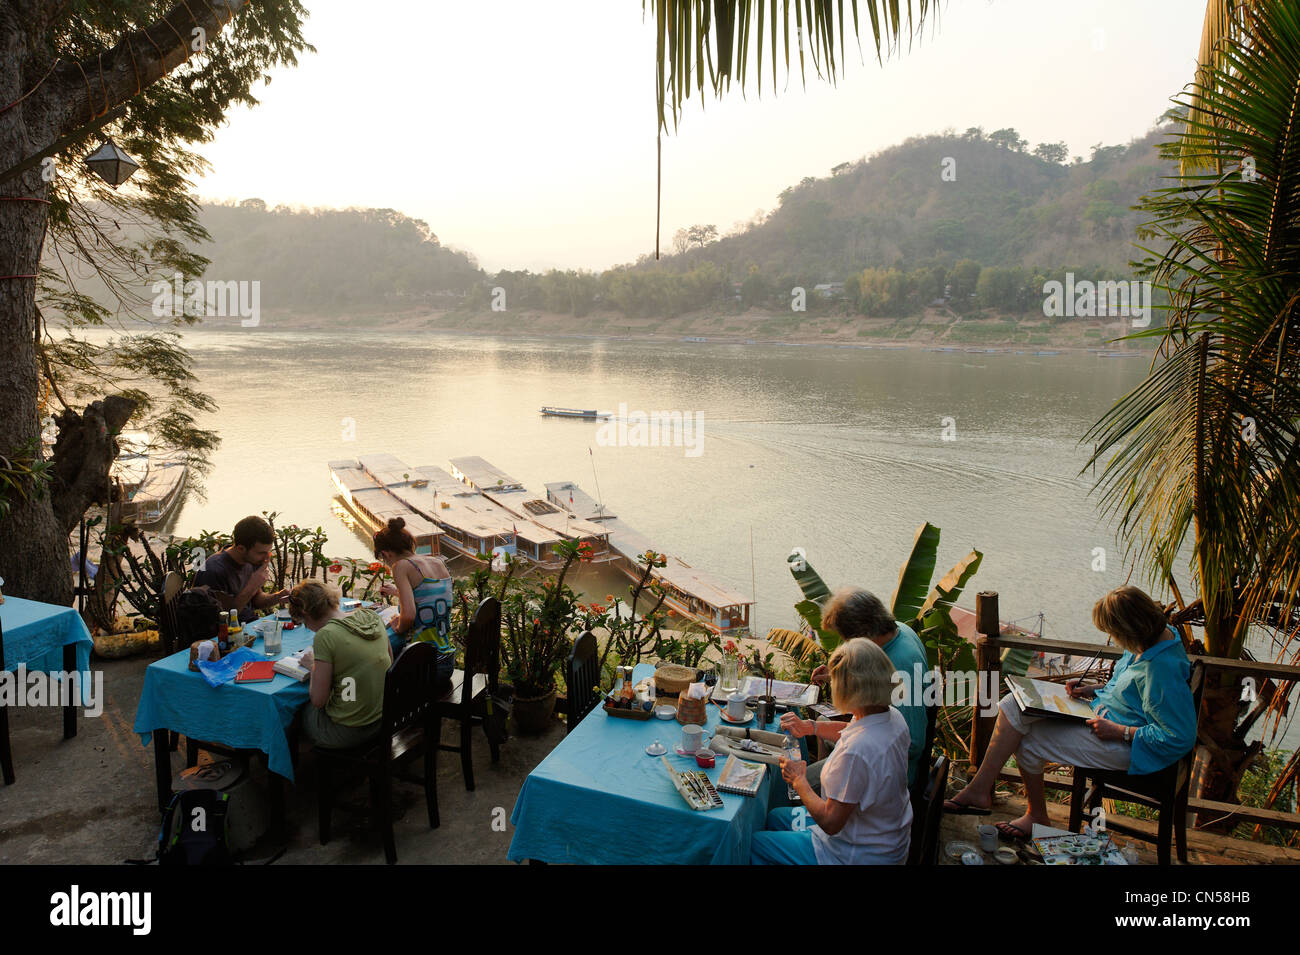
499, 539, 593, 734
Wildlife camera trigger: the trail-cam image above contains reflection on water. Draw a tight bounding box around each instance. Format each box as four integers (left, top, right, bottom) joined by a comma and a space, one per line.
164, 327, 1159, 644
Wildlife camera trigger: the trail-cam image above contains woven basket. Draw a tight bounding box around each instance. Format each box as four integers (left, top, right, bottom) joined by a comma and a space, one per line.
654, 663, 696, 696
676, 695, 707, 725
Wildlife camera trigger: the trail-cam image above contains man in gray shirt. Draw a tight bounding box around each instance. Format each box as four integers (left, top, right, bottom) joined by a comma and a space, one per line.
193, 515, 288, 623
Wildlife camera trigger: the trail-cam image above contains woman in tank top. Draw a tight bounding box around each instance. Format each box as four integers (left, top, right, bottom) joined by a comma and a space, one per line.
373, 517, 456, 694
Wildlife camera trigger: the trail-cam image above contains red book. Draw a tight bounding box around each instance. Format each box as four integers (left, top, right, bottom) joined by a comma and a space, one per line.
234, 660, 276, 683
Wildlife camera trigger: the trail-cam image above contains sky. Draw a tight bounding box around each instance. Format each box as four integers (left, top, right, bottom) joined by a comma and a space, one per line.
193, 0, 1207, 272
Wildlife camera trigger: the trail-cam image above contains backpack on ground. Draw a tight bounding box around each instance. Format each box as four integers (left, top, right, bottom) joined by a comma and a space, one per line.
158, 789, 233, 865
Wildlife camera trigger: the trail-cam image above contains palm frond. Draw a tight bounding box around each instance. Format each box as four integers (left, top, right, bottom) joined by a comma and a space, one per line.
1087, 0, 1300, 655
646, 0, 938, 130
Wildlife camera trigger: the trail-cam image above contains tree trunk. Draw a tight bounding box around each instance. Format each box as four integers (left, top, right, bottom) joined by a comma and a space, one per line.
1191, 671, 1254, 831
0, 16, 67, 602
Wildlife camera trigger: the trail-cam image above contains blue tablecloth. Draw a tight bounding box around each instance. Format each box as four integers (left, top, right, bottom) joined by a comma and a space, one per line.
133, 622, 314, 781
508, 664, 786, 864
0, 596, 94, 696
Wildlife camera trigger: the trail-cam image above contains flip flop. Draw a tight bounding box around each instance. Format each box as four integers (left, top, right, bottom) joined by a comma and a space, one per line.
996, 821, 1032, 843
942, 797, 991, 816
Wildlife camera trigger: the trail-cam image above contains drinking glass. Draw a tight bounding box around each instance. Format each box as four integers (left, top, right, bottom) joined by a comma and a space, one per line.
264, 620, 283, 657
720, 656, 739, 695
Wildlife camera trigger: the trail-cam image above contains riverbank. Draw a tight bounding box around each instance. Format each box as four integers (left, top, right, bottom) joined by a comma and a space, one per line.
194, 305, 1159, 355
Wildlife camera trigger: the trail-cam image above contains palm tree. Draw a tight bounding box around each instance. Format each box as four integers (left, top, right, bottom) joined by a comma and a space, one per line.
1083, 0, 1300, 811
650, 0, 1300, 816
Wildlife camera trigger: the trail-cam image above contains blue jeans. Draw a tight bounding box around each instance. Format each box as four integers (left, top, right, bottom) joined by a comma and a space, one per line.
750, 808, 819, 865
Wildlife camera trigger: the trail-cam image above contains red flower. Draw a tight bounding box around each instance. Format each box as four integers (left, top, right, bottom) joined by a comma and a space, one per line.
328, 563, 343, 574
367, 561, 384, 573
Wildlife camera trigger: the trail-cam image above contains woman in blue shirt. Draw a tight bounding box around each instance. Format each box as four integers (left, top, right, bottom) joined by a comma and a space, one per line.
944, 586, 1197, 842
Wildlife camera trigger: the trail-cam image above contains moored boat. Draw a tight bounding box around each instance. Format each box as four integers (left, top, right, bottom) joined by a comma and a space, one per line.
540, 406, 610, 419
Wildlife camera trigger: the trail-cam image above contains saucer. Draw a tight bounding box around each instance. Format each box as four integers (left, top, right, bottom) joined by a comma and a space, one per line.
673, 743, 709, 757
718, 707, 755, 724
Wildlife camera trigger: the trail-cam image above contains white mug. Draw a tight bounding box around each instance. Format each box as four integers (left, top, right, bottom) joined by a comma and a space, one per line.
681, 724, 705, 753
727, 691, 749, 720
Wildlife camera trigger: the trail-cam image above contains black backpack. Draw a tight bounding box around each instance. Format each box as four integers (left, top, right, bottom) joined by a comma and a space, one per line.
158, 789, 233, 865
175, 587, 223, 644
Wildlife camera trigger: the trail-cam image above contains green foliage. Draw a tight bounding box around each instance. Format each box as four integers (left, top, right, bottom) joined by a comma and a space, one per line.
0, 439, 53, 519
34, 2, 313, 483
1085, 0, 1300, 657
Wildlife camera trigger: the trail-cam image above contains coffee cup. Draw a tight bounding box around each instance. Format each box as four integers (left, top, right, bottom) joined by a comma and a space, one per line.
727, 691, 749, 720
681, 724, 705, 753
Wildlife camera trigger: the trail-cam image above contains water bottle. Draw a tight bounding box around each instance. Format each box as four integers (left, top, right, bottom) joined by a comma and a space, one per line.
783, 732, 802, 803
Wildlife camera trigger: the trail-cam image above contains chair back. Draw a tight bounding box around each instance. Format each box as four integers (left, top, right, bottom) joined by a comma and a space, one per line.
381, 641, 442, 742
567, 631, 600, 733
460, 596, 501, 708
1176, 660, 1207, 787
909, 697, 939, 807
156, 571, 185, 655
907, 753, 949, 866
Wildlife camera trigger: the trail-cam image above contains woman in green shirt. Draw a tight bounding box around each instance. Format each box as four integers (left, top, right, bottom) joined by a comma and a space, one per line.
291, 580, 392, 750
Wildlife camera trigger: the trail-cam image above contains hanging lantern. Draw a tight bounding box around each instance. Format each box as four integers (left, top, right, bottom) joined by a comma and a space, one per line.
83, 139, 139, 186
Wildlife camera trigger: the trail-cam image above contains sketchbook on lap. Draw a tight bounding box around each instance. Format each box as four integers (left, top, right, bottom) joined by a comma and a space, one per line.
1006, 674, 1095, 721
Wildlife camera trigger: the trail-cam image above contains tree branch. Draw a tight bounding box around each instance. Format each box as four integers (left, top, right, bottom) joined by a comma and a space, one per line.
46, 0, 250, 135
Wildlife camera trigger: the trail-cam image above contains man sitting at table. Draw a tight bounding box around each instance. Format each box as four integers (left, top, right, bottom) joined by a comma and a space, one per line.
291, 580, 392, 749
751, 638, 912, 864
193, 515, 288, 624
781, 588, 929, 788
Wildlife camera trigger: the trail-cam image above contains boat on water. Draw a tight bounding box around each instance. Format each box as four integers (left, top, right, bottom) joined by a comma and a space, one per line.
328, 459, 444, 555
545, 480, 753, 635
111, 432, 188, 526
540, 406, 610, 420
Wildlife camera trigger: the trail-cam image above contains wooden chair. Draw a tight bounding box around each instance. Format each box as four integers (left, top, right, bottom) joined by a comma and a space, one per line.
566, 631, 600, 734
1, 618, 13, 785
907, 753, 949, 865
155, 571, 184, 656
1067, 661, 1206, 865
437, 596, 501, 791
315, 641, 444, 865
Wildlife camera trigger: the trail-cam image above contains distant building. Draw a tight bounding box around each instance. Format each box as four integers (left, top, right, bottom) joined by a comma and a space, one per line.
814, 282, 845, 299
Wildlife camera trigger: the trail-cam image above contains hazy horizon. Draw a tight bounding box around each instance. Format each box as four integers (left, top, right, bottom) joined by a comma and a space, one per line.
193, 0, 1205, 272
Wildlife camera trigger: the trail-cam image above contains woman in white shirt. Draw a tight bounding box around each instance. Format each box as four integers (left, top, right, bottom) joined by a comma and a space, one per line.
751, 638, 913, 864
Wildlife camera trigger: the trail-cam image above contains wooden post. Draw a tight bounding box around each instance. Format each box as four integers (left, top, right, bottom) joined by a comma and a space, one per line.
970, 591, 1001, 768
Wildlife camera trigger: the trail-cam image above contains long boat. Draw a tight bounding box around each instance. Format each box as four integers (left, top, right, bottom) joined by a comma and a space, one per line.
112, 432, 188, 526
545, 479, 753, 635
540, 406, 610, 420
328, 459, 443, 555
448, 456, 616, 567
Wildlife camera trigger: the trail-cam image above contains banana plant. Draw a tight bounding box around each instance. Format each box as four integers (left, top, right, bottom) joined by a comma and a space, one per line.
767, 523, 983, 676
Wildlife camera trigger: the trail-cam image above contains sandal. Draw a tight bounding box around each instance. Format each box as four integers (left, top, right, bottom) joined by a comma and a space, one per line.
996, 820, 1032, 843
942, 797, 991, 816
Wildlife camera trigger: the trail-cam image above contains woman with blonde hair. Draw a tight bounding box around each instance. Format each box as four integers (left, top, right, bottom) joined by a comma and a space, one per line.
945, 586, 1197, 842
291, 579, 392, 750
750, 637, 913, 864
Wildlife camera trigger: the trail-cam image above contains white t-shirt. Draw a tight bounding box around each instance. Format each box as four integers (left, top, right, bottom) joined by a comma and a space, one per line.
810, 708, 913, 865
